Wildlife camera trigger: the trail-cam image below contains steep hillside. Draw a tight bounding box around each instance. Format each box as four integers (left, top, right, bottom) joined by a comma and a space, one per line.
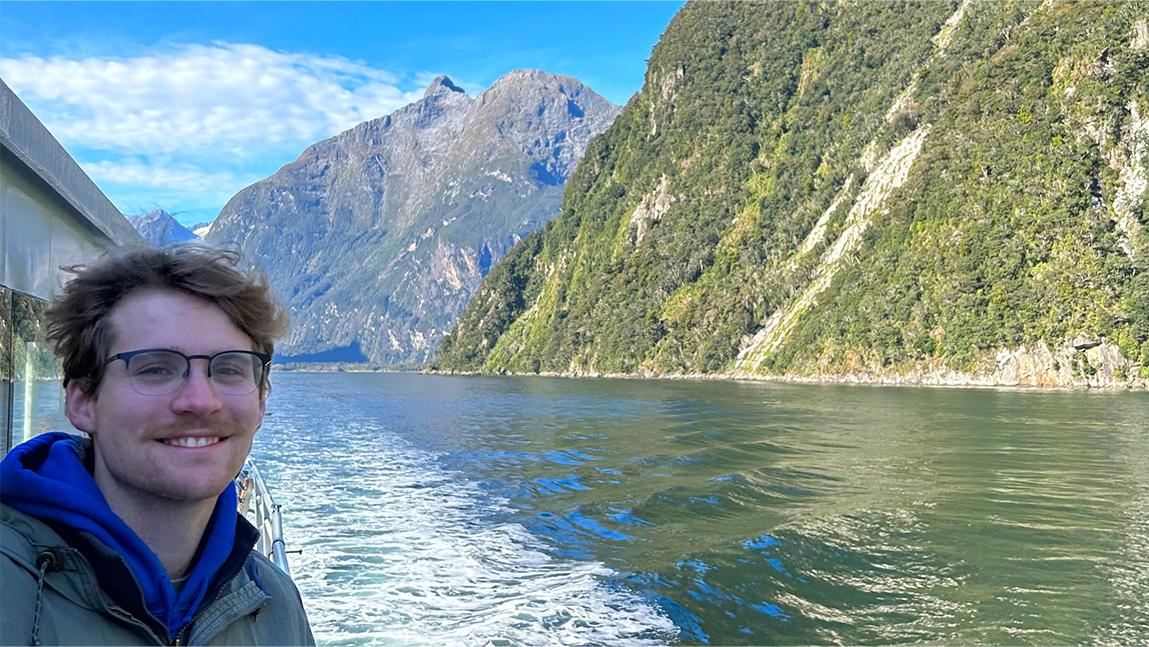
207, 71, 618, 365
436, 1, 1149, 389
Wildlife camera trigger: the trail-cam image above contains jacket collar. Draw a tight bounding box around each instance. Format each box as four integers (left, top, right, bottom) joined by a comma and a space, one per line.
50, 514, 261, 640
1, 503, 263, 643
1, 433, 251, 638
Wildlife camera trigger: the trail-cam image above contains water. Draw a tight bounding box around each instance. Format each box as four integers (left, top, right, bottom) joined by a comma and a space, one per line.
252, 373, 1149, 645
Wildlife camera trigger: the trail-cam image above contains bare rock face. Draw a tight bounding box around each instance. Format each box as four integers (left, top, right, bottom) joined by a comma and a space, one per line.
1071, 334, 1101, 351
207, 71, 619, 364
128, 209, 199, 246
992, 339, 1146, 389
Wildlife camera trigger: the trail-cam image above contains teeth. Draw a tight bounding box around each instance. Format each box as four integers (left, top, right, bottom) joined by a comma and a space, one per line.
163, 437, 221, 448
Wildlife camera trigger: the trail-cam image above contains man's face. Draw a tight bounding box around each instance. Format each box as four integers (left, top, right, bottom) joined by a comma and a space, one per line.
66, 289, 267, 508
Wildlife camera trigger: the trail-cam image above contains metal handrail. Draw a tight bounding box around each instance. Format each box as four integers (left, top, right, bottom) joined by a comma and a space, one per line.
236, 459, 292, 576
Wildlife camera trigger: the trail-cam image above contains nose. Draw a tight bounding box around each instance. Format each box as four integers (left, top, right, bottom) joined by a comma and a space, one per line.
170, 360, 223, 415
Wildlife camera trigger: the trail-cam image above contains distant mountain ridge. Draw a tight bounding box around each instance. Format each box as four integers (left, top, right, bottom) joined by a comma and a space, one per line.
437, 1, 1149, 389
127, 209, 199, 246
207, 70, 619, 364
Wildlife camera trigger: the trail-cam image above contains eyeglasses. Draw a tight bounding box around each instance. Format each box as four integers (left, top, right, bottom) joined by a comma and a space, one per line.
103, 348, 271, 396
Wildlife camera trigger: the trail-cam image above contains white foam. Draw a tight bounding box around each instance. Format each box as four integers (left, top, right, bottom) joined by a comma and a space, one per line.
256, 411, 677, 646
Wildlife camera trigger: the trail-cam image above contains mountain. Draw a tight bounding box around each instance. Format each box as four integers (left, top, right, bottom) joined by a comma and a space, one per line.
207, 70, 619, 365
436, 1, 1149, 389
127, 209, 200, 246
191, 222, 213, 238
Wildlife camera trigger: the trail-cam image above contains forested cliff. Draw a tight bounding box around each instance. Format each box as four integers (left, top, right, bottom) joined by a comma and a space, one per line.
436, 1, 1149, 388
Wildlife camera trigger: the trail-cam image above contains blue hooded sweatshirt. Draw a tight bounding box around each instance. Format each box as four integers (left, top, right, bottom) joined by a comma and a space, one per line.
0, 431, 238, 637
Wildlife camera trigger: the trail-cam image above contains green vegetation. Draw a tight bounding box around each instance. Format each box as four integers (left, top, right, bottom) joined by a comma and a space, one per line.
3, 291, 61, 382
436, 0, 1148, 384
772, 0, 1149, 378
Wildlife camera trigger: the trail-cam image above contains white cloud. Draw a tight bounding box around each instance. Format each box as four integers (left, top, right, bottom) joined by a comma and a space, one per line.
0, 42, 426, 156
0, 42, 436, 219
81, 158, 262, 219
83, 158, 246, 194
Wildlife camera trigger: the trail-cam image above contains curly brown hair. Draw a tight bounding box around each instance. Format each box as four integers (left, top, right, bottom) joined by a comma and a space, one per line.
45, 244, 289, 395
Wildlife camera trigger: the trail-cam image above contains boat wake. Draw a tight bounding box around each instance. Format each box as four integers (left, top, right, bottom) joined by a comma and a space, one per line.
256, 412, 677, 646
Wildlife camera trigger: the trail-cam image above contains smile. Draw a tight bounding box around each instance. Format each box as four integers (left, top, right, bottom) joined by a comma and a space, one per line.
160, 437, 223, 448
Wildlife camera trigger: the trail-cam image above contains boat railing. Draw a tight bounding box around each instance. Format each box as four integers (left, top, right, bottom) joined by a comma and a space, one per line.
236, 459, 292, 576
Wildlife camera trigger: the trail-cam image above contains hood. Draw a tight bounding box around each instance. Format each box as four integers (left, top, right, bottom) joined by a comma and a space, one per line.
0, 431, 238, 636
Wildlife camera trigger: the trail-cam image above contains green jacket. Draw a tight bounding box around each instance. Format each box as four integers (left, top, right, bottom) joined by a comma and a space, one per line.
0, 504, 315, 646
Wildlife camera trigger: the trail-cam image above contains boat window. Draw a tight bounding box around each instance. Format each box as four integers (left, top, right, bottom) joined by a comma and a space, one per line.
3, 288, 65, 454
0, 286, 10, 454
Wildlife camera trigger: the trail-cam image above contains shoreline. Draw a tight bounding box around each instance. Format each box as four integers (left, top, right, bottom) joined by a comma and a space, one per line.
419, 367, 1149, 392
273, 360, 1148, 392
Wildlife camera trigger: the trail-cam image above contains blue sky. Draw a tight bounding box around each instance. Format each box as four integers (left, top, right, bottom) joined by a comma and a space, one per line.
0, 1, 683, 226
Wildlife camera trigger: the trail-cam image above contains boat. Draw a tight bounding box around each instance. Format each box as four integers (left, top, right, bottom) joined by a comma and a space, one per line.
237, 459, 293, 574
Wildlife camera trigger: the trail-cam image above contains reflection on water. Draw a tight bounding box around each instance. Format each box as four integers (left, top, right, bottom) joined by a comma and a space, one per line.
11, 378, 66, 447
3, 288, 66, 453
254, 373, 1149, 645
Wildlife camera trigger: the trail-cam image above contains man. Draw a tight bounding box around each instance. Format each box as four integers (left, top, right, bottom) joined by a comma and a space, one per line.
0, 244, 315, 645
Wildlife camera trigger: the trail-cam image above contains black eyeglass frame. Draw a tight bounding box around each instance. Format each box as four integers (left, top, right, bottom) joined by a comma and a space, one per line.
103, 348, 272, 395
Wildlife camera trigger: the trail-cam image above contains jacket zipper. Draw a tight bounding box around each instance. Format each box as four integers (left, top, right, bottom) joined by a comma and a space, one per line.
32, 547, 167, 644
170, 616, 196, 646
171, 584, 265, 646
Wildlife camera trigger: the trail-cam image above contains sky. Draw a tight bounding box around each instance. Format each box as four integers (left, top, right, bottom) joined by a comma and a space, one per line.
0, 1, 684, 227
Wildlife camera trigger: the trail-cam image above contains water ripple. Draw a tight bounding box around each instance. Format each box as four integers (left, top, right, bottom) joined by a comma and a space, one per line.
255, 384, 677, 646
252, 374, 1149, 645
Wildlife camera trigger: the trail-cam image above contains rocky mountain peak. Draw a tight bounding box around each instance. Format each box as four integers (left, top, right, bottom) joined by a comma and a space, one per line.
491, 69, 549, 85
127, 208, 199, 246
424, 75, 466, 99
481, 69, 577, 100
208, 70, 620, 366
135, 207, 170, 222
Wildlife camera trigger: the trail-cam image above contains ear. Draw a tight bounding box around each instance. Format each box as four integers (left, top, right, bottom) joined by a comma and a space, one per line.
65, 381, 97, 435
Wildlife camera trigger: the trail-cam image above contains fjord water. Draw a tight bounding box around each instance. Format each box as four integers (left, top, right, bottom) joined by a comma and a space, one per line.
253, 373, 1149, 645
